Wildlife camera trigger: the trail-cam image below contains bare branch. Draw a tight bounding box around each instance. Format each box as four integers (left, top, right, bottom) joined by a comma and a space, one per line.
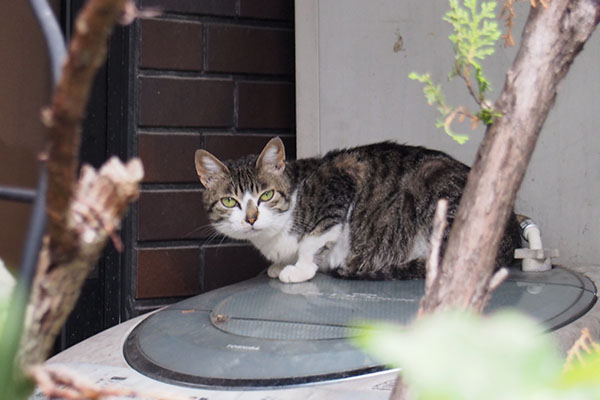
29, 365, 191, 400
423, 199, 448, 295
456, 67, 484, 108
396, 200, 448, 396
45, 0, 132, 264
499, 0, 517, 47
21, 158, 143, 367
389, 378, 413, 400
19, 0, 147, 370
487, 267, 509, 293
474, 267, 510, 313
121, 2, 161, 24
563, 328, 600, 373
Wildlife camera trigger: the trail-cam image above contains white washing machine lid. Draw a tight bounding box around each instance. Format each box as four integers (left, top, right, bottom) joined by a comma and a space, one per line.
124, 266, 596, 388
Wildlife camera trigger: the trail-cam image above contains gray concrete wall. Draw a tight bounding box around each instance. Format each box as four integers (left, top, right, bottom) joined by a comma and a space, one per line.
296, 0, 600, 266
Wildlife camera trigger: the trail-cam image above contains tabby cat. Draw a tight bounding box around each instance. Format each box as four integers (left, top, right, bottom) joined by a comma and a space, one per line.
195, 138, 521, 283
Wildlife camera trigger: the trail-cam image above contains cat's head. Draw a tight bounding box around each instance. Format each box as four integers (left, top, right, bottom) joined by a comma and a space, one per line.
194, 137, 294, 240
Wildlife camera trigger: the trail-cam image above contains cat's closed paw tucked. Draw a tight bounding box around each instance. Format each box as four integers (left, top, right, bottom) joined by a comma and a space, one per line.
279, 263, 317, 283
267, 264, 284, 278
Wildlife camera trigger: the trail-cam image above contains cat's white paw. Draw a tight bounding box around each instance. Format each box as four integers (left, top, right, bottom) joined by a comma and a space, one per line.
267, 264, 284, 278
279, 263, 317, 283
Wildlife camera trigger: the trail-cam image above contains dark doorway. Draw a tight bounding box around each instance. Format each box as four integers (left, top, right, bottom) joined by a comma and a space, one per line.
55, 0, 132, 351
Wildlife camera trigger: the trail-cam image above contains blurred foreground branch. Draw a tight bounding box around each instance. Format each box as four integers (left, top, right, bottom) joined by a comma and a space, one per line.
18, 0, 144, 372
29, 364, 189, 400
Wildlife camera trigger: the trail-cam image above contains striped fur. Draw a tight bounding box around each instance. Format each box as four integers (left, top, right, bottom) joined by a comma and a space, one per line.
195, 138, 521, 282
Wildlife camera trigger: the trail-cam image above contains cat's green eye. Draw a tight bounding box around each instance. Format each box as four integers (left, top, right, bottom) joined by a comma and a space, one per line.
259, 190, 274, 202
221, 197, 238, 208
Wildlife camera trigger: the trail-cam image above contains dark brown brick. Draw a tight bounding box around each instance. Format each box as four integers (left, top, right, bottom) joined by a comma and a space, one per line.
238, 81, 295, 129
140, 0, 236, 16
139, 77, 233, 127
139, 19, 203, 71
239, 0, 294, 21
206, 24, 294, 75
136, 247, 201, 299
137, 190, 209, 241
138, 133, 202, 183
202, 133, 296, 161
203, 244, 268, 291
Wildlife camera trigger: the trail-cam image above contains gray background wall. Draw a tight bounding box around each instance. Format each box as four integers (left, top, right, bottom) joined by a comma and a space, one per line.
296, 0, 599, 266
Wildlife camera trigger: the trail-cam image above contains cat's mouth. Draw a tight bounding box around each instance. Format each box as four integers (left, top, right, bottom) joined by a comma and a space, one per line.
240, 225, 261, 235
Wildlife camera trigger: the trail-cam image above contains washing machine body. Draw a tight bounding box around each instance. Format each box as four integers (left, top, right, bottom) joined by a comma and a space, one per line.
123, 266, 596, 388
38, 265, 599, 400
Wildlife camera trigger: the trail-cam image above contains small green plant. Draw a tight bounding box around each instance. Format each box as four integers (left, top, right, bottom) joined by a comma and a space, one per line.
356, 310, 600, 400
408, 72, 471, 144
0, 260, 33, 400
410, 0, 503, 143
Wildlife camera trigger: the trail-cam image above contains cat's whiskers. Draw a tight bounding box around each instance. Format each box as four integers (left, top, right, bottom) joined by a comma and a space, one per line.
182, 223, 218, 239
200, 230, 224, 246
208, 231, 226, 245
185, 223, 234, 247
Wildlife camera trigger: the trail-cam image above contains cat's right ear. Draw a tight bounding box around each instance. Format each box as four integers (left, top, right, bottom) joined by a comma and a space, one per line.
195, 150, 229, 190
256, 137, 286, 175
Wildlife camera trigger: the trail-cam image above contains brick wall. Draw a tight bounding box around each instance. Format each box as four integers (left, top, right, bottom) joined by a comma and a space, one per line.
129, 0, 296, 315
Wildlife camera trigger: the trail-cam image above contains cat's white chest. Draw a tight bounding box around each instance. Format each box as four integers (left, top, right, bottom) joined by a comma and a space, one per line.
252, 231, 299, 264
249, 192, 300, 264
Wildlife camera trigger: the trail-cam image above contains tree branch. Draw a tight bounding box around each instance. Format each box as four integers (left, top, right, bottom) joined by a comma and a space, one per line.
21, 158, 143, 367
44, 0, 130, 264
419, 0, 600, 314
29, 364, 189, 400
456, 67, 484, 108
18, 0, 144, 370
421, 199, 448, 307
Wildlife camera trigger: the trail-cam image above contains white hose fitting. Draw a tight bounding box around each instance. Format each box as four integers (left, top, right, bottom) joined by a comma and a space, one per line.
514, 217, 559, 272
521, 219, 543, 250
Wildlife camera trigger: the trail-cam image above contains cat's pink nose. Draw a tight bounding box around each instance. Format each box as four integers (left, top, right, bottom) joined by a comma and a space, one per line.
246, 216, 257, 225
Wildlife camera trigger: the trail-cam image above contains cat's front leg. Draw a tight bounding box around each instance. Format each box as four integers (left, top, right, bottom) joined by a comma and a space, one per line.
279, 261, 318, 283
278, 225, 342, 283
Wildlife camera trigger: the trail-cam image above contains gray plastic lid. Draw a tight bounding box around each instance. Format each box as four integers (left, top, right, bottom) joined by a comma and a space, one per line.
124, 266, 596, 388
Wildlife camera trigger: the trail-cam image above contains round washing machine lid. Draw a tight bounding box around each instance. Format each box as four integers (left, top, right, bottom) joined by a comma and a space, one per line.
124, 266, 596, 388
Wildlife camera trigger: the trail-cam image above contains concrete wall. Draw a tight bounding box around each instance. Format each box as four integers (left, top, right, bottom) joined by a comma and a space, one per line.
296, 0, 600, 266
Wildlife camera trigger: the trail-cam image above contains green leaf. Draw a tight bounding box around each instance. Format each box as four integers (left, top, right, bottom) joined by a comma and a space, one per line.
476, 107, 502, 125
443, 0, 501, 100
438, 120, 471, 144
558, 351, 600, 392
409, 73, 448, 111
0, 273, 34, 400
355, 310, 563, 400
410, 1, 502, 143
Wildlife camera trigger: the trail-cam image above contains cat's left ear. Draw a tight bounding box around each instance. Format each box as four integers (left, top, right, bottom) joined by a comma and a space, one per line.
195, 149, 229, 190
256, 137, 286, 175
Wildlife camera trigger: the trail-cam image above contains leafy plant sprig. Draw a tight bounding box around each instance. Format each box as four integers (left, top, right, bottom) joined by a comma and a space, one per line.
408, 72, 471, 144
410, 0, 503, 143
356, 311, 600, 400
